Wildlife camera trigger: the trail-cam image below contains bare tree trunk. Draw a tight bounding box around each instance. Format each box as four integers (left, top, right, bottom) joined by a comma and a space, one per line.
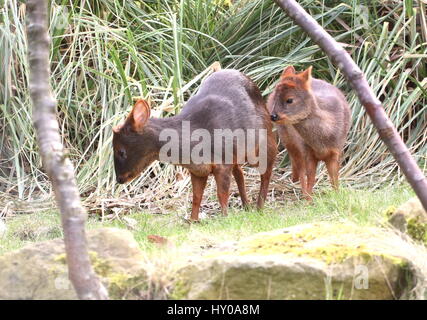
274, 0, 427, 211
26, 0, 108, 299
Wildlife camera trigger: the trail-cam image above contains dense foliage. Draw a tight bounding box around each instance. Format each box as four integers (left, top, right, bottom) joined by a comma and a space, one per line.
0, 0, 425, 201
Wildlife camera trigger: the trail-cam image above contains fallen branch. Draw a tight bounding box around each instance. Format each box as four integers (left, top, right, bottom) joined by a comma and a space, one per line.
274, 0, 427, 211
26, 0, 108, 299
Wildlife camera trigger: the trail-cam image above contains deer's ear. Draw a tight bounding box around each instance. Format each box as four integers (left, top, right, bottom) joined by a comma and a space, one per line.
130, 99, 151, 131
300, 66, 312, 90
281, 65, 296, 78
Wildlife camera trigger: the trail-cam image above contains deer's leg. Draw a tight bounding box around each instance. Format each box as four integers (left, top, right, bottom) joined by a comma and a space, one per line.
289, 154, 301, 183
286, 144, 309, 199
288, 150, 308, 198
232, 165, 250, 210
325, 151, 341, 190
298, 162, 308, 199
213, 166, 232, 216
287, 147, 305, 184
277, 125, 303, 184
190, 173, 208, 221
257, 165, 272, 210
256, 134, 277, 210
305, 152, 319, 200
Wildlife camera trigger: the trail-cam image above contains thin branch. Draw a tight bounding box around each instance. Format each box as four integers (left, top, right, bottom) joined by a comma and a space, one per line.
274, 0, 427, 211
26, 0, 108, 299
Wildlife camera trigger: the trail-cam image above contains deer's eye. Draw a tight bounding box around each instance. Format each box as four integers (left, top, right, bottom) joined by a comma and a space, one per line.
117, 149, 126, 160
286, 98, 293, 104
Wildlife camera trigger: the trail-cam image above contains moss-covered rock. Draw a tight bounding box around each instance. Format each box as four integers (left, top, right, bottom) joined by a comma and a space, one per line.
388, 197, 427, 245
0, 228, 147, 300
175, 223, 427, 300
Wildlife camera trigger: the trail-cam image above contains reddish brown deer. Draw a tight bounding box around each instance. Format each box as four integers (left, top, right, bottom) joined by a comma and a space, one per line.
113, 70, 277, 221
268, 66, 351, 199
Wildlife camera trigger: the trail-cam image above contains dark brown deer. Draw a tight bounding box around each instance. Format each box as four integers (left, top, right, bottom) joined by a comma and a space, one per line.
113, 70, 277, 221
268, 66, 351, 199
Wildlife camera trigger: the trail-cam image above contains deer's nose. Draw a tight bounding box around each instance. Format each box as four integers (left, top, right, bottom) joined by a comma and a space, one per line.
271, 114, 279, 122
117, 176, 126, 184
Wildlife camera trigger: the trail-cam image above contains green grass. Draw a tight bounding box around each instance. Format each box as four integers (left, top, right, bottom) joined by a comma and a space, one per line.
0, 183, 415, 255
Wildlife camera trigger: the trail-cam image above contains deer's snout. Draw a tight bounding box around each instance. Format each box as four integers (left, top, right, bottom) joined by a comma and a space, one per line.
116, 172, 132, 184
117, 176, 126, 184
271, 113, 279, 122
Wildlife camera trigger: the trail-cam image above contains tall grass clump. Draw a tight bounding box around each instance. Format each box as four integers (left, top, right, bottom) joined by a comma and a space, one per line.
0, 0, 425, 210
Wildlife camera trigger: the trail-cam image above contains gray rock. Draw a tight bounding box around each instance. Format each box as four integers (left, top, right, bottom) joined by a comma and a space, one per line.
388, 197, 427, 245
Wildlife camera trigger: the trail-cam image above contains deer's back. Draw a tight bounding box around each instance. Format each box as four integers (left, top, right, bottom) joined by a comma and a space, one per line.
179, 70, 269, 132
311, 79, 351, 140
